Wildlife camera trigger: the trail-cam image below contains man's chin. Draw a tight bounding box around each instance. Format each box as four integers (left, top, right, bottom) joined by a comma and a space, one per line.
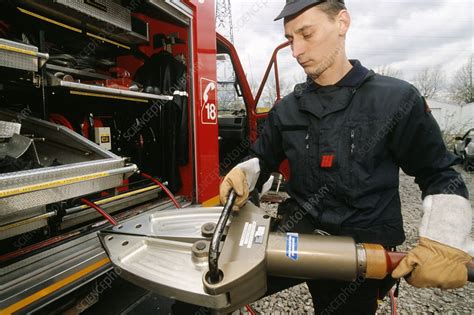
302, 66, 316, 75
307, 68, 323, 80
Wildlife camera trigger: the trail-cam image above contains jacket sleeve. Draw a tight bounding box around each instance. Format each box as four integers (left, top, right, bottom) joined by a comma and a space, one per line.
388, 87, 469, 199
249, 107, 286, 191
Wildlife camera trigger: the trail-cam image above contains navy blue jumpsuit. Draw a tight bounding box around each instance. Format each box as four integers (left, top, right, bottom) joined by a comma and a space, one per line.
251, 60, 468, 314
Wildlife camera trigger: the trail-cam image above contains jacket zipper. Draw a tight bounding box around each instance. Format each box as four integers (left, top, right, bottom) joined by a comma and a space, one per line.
305, 132, 310, 150
349, 129, 355, 191
350, 129, 355, 156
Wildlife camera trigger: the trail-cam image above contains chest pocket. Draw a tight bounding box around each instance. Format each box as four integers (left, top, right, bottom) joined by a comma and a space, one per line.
338, 119, 390, 204
281, 125, 310, 186
281, 126, 308, 150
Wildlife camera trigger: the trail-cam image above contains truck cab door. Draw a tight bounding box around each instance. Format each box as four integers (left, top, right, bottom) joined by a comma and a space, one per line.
251, 42, 292, 180
216, 34, 256, 174
252, 42, 291, 141
216, 35, 293, 179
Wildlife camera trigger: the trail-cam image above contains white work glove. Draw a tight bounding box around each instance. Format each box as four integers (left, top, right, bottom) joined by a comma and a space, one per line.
219, 158, 273, 210
393, 194, 473, 289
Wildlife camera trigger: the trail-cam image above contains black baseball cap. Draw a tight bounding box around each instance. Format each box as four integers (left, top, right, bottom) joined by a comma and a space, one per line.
274, 0, 345, 21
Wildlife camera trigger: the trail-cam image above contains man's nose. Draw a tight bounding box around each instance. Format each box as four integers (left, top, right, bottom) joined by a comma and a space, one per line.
291, 39, 305, 59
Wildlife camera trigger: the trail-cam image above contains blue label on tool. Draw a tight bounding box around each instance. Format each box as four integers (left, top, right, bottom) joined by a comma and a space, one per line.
286, 233, 299, 261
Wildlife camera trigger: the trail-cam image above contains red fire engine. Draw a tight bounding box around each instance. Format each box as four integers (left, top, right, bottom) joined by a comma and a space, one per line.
3, 1, 471, 314
0, 0, 286, 313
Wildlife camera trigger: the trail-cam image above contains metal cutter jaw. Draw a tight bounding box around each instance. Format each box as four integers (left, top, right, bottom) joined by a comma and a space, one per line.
99, 202, 271, 314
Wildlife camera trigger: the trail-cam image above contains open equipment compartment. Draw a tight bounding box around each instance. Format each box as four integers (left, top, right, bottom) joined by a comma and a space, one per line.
0, 2, 202, 313
0, 109, 134, 220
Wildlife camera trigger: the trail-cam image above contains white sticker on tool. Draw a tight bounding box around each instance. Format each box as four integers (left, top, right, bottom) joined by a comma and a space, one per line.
239, 222, 250, 247
247, 222, 257, 248
239, 221, 257, 248
254, 226, 266, 244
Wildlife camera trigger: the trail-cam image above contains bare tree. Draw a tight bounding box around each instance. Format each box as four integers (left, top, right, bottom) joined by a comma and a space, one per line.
450, 56, 474, 104
374, 65, 403, 79
261, 76, 282, 106
254, 75, 295, 109
413, 66, 445, 99
218, 82, 245, 111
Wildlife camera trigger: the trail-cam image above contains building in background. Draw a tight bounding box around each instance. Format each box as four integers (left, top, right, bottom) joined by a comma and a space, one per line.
427, 99, 474, 135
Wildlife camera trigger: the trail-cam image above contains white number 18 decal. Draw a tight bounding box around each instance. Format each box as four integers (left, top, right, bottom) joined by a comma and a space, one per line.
205, 103, 216, 120
201, 79, 217, 125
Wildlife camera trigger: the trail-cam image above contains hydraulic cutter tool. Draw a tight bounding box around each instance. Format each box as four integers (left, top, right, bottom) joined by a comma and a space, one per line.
99, 191, 474, 314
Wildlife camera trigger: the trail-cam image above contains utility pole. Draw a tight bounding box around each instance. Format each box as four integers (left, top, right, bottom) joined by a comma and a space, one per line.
216, 0, 238, 111
216, 0, 234, 43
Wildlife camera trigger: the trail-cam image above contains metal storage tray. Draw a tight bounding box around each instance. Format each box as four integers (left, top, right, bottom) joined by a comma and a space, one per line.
56, 80, 174, 102
0, 39, 49, 72
0, 110, 136, 217
20, 0, 149, 45
55, 0, 132, 32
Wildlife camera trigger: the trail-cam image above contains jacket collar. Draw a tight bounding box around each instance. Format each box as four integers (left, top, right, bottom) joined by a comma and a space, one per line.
298, 87, 355, 119
295, 60, 374, 118
336, 60, 369, 87
297, 60, 369, 94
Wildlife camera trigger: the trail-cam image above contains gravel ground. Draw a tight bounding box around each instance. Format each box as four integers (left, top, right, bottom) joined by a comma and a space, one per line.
250, 166, 474, 314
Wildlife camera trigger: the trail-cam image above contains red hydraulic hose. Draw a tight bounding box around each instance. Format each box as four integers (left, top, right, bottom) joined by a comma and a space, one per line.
140, 172, 182, 208
49, 113, 74, 130
244, 305, 257, 315
390, 289, 397, 315
80, 198, 118, 225
0, 231, 81, 263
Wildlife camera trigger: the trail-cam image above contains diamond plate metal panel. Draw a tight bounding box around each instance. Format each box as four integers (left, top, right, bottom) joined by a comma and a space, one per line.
0, 39, 39, 72
54, 0, 131, 31
0, 110, 133, 218
0, 175, 122, 217
0, 121, 21, 139
0, 159, 124, 190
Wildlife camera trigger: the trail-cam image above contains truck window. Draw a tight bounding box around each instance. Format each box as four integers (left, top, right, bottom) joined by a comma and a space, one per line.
217, 53, 245, 114
217, 53, 248, 174
254, 44, 303, 111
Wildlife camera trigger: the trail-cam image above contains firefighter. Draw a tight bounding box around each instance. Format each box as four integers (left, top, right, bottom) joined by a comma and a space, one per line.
219, 0, 473, 314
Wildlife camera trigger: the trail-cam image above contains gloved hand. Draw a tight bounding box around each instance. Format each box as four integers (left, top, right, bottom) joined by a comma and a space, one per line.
219, 158, 262, 211
219, 167, 249, 210
392, 194, 474, 289
392, 237, 471, 289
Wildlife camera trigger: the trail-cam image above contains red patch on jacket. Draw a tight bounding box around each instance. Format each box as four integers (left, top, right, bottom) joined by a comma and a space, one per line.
320, 154, 335, 168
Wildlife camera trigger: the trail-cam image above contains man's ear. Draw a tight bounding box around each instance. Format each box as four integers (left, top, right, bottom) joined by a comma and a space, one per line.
338, 10, 351, 36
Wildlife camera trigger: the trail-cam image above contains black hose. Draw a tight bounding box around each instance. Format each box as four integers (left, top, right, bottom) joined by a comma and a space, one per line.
208, 190, 237, 284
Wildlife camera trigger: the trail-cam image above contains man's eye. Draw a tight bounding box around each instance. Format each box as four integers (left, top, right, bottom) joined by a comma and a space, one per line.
303, 33, 313, 39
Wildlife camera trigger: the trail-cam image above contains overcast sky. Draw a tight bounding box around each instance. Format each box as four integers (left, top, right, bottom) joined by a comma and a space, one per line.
225, 0, 473, 92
